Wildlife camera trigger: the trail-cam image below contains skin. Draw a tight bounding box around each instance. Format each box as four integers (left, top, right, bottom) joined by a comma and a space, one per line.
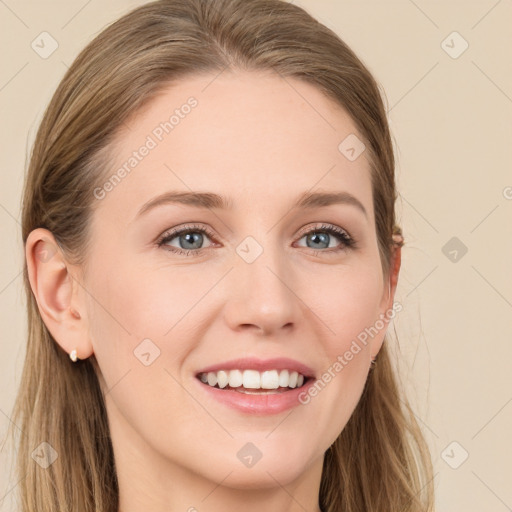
26, 70, 401, 512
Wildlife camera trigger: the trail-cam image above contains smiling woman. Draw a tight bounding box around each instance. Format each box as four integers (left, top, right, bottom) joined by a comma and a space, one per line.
9, 0, 434, 511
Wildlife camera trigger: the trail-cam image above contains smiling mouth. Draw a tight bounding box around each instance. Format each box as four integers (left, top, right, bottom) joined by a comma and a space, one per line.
196, 369, 311, 394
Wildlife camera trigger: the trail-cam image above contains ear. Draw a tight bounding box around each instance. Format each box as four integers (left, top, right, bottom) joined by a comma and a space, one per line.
382, 240, 402, 310
25, 228, 94, 361
371, 240, 402, 359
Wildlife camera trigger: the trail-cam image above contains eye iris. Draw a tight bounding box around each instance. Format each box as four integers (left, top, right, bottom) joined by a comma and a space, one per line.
307, 232, 329, 249
180, 232, 203, 249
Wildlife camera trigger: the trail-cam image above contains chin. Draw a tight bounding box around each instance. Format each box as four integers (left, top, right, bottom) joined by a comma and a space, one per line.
212, 464, 308, 490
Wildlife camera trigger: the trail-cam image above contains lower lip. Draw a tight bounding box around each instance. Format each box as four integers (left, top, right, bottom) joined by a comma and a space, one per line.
194, 377, 316, 415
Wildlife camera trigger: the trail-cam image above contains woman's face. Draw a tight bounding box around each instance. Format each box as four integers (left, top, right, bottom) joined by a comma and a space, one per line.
79, 70, 397, 495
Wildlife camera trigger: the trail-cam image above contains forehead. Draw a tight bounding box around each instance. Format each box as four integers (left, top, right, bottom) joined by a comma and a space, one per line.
97, 70, 373, 218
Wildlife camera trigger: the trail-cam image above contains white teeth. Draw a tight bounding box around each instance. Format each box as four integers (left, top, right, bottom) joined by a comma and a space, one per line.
216, 370, 229, 389
261, 370, 279, 389
207, 372, 217, 387
278, 369, 289, 387
199, 369, 308, 390
243, 370, 260, 389
229, 369, 243, 387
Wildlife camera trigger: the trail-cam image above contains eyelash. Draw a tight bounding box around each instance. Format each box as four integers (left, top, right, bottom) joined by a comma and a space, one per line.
156, 223, 357, 257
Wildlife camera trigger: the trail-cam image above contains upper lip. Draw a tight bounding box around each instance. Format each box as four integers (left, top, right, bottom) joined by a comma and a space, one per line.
196, 357, 316, 379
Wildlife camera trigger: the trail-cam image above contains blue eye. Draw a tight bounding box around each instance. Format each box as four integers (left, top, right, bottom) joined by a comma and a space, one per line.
157, 223, 356, 257
295, 224, 355, 252
157, 224, 216, 256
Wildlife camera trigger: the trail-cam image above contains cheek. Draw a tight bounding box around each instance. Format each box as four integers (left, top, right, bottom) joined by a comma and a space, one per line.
311, 262, 384, 351
83, 259, 197, 437
84, 254, 209, 392
87, 258, 190, 339
300, 265, 383, 431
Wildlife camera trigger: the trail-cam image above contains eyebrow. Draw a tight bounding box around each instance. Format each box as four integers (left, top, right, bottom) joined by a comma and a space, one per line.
135, 190, 367, 219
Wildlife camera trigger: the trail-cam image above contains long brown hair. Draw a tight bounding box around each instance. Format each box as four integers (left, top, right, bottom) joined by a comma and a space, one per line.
8, 0, 434, 510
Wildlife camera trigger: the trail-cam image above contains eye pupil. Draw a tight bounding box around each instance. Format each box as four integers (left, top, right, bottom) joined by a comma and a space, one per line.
181, 232, 203, 249
307, 232, 329, 249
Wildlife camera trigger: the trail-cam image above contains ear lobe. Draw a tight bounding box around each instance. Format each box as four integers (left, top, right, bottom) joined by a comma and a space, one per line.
25, 228, 93, 359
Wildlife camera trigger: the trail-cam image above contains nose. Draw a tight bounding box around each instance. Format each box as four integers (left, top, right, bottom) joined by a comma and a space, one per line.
222, 240, 301, 336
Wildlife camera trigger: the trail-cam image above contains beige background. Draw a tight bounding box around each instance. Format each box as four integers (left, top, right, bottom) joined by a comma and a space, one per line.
1, 0, 511, 510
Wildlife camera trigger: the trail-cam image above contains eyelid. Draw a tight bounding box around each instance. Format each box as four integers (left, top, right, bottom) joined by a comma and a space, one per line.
294, 223, 357, 252
156, 223, 217, 251
156, 222, 357, 256
296, 222, 352, 240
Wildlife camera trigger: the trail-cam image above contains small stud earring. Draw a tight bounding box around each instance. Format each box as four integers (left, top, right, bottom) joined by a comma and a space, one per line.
69, 349, 79, 362
369, 356, 377, 370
